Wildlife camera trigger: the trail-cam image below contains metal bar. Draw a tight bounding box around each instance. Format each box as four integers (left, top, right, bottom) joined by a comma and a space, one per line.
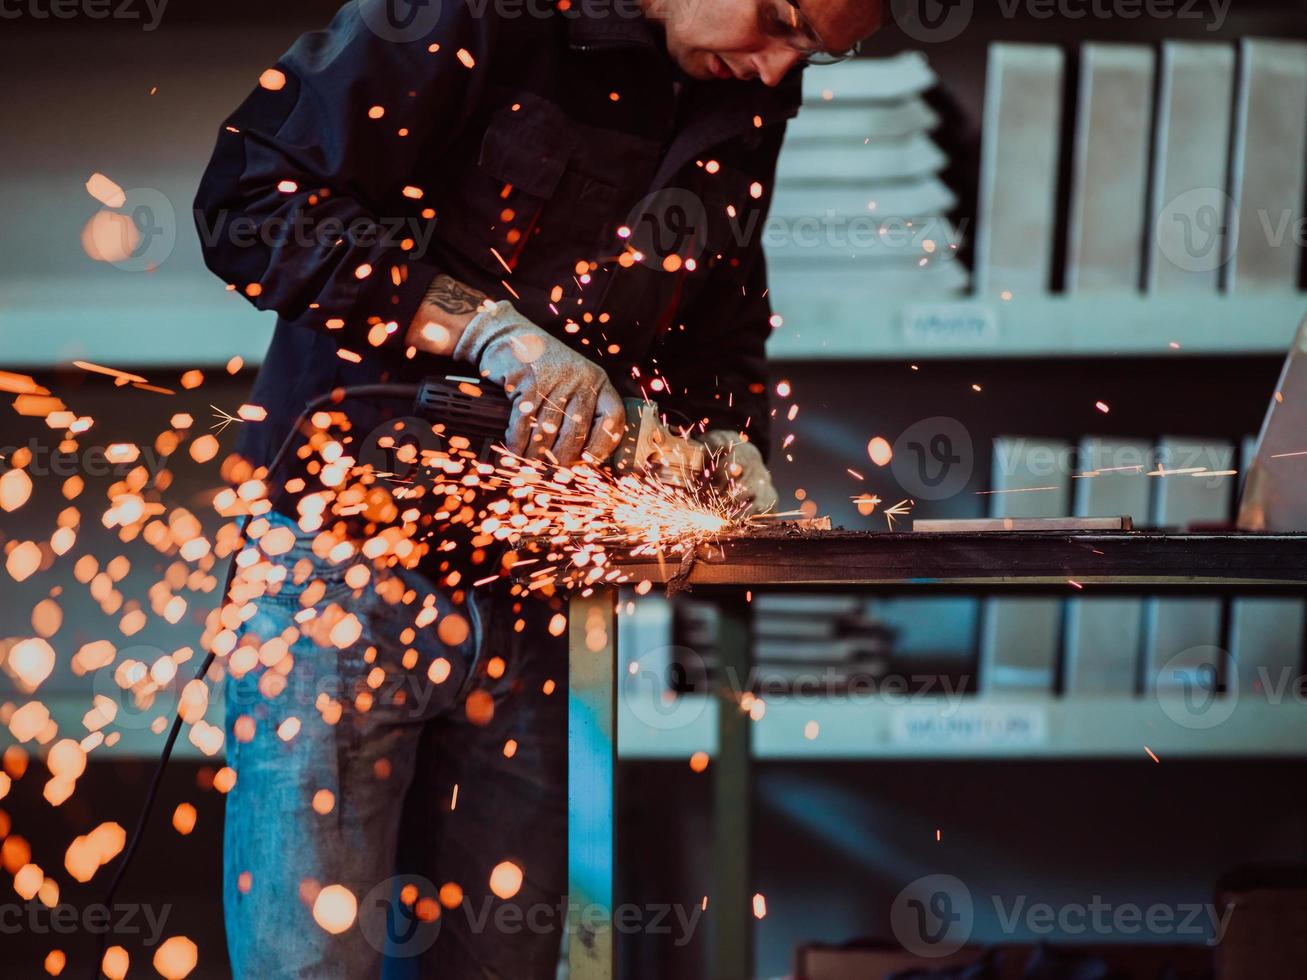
615, 533, 1307, 588
680, 584, 1307, 600
568, 588, 619, 980
913, 517, 1132, 532
712, 596, 753, 980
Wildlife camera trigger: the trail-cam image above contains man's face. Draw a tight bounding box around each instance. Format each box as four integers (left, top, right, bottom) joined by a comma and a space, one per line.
648, 0, 882, 87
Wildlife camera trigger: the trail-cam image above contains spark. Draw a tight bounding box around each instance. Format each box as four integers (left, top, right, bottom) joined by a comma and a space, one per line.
0, 371, 49, 396
474, 448, 748, 589
753, 509, 806, 520
1093, 465, 1144, 475
850, 493, 880, 517
866, 437, 892, 467
1271, 450, 1307, 459
1144, 746, 1160, 764
0, 377, 783, 958
210, 405, 242, 434
73, 361, 149, 386
489, 247, 513, 275
132, 382, 176, 395
883, 498, 914, 530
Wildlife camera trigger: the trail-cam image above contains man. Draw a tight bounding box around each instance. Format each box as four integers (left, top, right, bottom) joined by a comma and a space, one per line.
194, 0, 881, 975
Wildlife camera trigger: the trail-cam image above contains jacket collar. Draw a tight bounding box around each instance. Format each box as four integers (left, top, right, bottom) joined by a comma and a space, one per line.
566, 1, 660, 52
565, 2, 803, 121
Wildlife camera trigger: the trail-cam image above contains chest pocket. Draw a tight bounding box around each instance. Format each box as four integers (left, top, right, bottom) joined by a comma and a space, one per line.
436, 102, 619, 291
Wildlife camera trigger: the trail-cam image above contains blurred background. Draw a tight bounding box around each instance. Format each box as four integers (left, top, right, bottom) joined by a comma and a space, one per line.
4, 1, 1307, 977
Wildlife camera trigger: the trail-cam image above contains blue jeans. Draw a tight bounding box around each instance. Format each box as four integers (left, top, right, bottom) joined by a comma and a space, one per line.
223, 512, 567, 978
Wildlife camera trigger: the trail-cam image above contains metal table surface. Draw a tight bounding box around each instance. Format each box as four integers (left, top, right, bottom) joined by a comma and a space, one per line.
563, 531, 1307, 980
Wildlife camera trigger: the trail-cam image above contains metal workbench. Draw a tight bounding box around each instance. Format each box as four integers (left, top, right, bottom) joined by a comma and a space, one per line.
564, 531, 1307, 980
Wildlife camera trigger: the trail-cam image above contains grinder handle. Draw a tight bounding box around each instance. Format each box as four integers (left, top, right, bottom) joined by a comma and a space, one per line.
413, 376, 512, 445
414, 376, 638, 464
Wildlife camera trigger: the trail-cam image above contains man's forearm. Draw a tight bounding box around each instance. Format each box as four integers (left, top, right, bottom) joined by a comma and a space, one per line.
405, 274, 490, 356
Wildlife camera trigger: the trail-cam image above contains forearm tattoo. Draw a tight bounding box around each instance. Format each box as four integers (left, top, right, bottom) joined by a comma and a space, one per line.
423, 274, 487, 315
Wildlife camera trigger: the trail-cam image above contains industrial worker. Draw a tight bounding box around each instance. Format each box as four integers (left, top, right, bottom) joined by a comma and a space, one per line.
194, 0, 881, 975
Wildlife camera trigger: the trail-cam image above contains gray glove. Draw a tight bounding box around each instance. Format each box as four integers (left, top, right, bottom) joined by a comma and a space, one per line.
454, 300, 626, 466
701, 429, 778, 517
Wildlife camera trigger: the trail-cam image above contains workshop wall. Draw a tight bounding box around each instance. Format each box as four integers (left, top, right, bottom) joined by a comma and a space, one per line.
5, 2, 1307, 979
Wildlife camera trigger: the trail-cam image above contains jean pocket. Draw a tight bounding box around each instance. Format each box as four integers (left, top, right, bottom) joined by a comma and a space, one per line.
251, 525, 364, 609
334, 564, 484, 727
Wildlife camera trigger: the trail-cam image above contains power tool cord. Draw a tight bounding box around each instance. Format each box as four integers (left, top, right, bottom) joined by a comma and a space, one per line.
91, 383, 419, 977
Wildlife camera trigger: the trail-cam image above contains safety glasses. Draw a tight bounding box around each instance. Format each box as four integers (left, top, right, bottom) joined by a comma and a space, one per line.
768, 0, 861, 66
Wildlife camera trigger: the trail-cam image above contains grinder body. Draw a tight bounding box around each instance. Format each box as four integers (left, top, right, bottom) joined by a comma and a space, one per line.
413, 375, 706, 488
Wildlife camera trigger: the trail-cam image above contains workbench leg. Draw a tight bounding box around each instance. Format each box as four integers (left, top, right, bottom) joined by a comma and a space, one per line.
568, 588, 619, 980
712, 596, 753, 980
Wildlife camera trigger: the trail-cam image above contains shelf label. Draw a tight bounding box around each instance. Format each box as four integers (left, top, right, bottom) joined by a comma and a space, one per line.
902, 303, 1000, 348
890, 702, 1048, 749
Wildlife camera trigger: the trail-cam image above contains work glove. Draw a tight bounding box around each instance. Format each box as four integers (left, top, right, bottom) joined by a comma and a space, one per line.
701, 429, 778, 517
454, 300, 626, 467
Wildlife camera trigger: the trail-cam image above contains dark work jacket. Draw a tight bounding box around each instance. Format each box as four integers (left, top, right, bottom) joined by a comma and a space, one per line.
193, 0, 802, 509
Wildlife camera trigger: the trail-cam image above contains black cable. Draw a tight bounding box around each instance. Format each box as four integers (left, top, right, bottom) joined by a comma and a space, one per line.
91, 383, 419, 977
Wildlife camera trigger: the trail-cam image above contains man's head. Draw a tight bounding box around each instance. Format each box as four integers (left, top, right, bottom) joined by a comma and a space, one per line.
642, 0, 882, 87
